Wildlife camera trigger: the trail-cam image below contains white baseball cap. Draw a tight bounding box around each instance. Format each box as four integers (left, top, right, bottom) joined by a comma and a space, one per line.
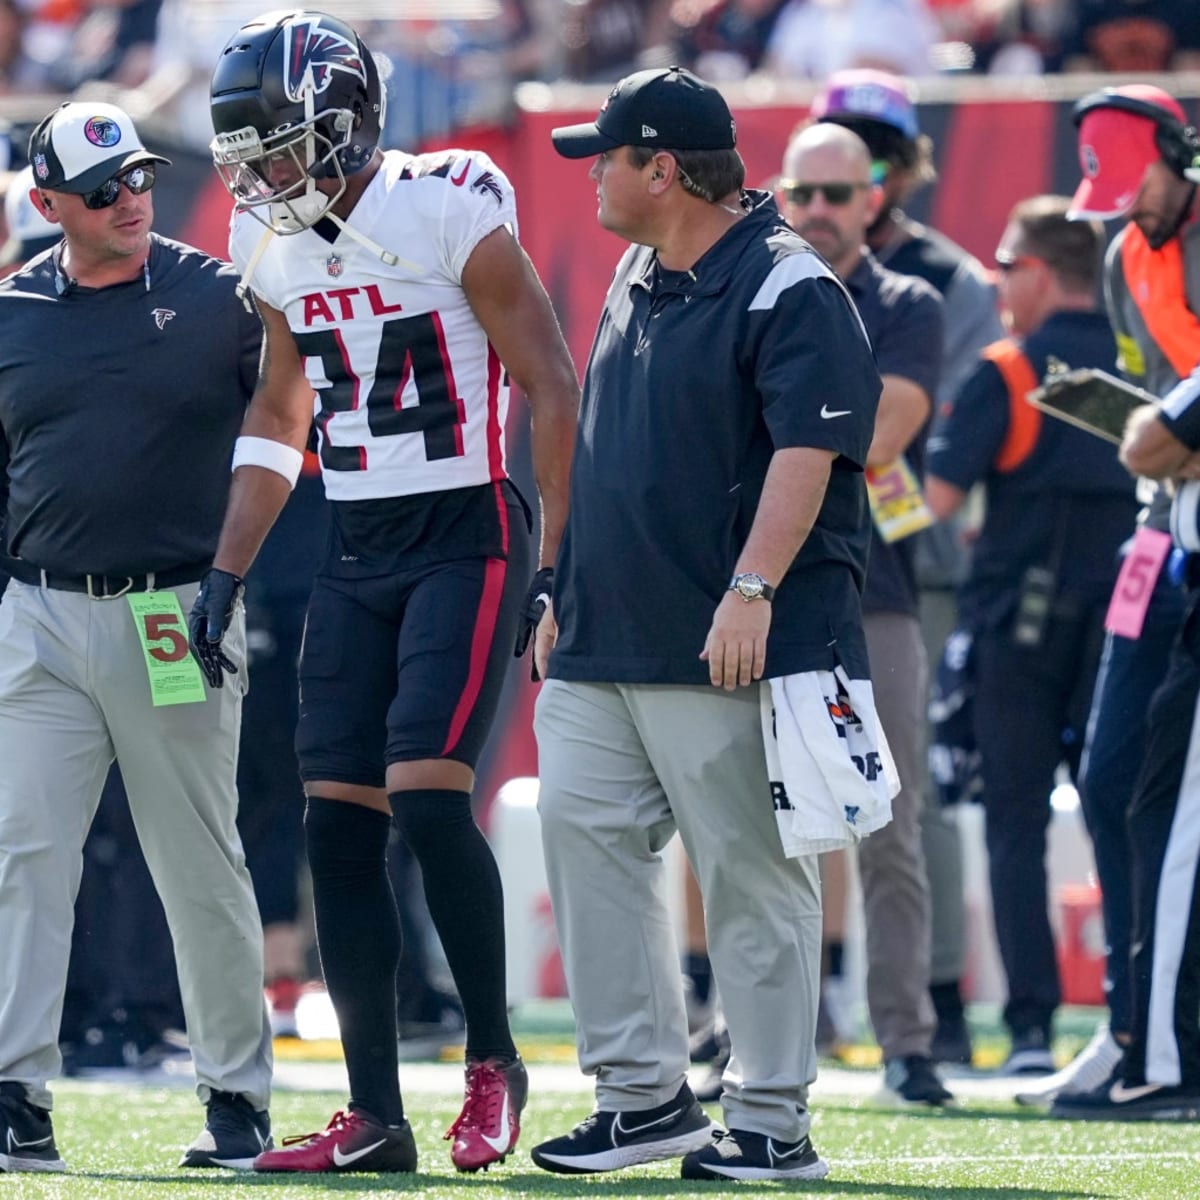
2, 165, 59, 266
27, 101, 169, 194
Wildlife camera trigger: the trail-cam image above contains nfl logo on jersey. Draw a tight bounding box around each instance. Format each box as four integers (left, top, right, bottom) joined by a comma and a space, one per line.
325, 253, 343, 278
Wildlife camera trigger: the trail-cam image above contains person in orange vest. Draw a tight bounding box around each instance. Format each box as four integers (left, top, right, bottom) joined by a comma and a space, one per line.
1048, 85, 1200, 1122
924, 195, 1138, 1076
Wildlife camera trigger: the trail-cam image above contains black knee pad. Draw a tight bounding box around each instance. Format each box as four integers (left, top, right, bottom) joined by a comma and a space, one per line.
304, 796, 391, 880
389, 789, 473, 856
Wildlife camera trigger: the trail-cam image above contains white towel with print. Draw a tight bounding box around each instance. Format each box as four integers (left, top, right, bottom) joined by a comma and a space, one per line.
762, 667, 899, 857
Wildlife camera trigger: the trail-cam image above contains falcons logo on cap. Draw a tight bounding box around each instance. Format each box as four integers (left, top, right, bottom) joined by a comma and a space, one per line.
283, 17, 366, 101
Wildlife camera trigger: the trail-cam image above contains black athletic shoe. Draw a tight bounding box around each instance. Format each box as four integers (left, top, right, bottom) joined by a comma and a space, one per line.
180, 1091, 272, 1169
875, 1055, 955, 1107
930, 1012, 974, 1066
0, 1083, 65, 1174
1050, 1078, 1200, 1122
531, 1082, 716, 1174
681, 1128, 829, 1182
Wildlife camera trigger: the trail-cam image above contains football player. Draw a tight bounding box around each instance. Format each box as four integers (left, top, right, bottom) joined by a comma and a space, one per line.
192, 8, 579, 1174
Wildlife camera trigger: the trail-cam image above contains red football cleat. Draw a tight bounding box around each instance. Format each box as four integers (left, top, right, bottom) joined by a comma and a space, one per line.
444, 1056, 528, 1171
253, 1109, 417, 1173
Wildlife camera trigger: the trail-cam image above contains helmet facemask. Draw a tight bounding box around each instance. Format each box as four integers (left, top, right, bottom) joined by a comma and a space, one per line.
212, 104, 352, 234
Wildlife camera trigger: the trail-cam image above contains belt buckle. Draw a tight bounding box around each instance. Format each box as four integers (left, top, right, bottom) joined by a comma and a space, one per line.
87, 574, 135, 600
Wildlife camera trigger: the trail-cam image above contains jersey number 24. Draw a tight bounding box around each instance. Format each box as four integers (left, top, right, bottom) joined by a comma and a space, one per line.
296, 311, 465, 471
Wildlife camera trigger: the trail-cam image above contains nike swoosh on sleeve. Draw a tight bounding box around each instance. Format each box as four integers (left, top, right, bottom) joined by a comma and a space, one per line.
450, 162, 471, 187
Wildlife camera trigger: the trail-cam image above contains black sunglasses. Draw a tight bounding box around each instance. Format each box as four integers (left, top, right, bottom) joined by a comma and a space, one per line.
82, 164, 156, 210
779, 181, 870, 206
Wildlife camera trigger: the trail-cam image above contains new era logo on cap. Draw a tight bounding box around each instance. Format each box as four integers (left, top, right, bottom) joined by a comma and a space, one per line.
551, 66, 736, 159
27, 101, 170, 195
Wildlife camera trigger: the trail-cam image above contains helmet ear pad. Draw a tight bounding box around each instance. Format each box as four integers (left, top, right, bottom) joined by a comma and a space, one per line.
1073, 90, 1200, 183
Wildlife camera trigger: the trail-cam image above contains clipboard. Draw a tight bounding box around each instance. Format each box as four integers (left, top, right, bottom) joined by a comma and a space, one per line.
1026, 366, 1158, 445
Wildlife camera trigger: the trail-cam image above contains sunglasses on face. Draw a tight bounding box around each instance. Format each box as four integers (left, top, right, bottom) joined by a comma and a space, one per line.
993, 251, 1041, 274
82, 164, 156, 210
779, 181, 870, 206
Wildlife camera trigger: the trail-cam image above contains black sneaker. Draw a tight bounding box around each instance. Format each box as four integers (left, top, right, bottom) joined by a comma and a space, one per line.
180, 1091, 272, 1169
1000, 1029, 1055, 1076
681, 1129, 829, 1182
691, 1024, 731, 1105
876, 1055, 955, 1107
1050, 1077, 1200, 1122
930, 1012, 974, 1066
531, 1082, 716, 1174
0, 1083, 65, 1173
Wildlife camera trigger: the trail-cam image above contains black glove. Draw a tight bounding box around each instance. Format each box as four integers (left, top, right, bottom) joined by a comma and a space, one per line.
514, 566, 554, 679
188, 567, 245, 689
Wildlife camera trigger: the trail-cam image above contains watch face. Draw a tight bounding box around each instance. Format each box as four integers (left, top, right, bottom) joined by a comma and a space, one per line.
737, 574, 764, 599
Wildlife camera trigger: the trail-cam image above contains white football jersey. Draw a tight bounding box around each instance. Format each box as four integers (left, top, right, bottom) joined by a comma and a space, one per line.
230, 148, 518, 501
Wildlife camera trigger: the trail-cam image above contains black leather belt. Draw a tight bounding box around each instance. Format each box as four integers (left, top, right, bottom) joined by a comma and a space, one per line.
4, 558, 208, 599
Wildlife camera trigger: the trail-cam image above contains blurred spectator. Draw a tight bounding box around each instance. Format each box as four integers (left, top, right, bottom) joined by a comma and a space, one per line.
811, 68, 1005, 1066
1, 164, 58, 277
559, 0, 672, 81
668, 0, 788, 80
52, 0, 162, 90
765, 0, 938, 79
237, 462, 327, 1039
925, 195, 1138, 1075
1061, 0, 1200, 74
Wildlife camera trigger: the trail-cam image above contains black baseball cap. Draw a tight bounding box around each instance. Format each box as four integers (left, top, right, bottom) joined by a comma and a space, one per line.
28, 101, 169, 194
552, 66, 737, 159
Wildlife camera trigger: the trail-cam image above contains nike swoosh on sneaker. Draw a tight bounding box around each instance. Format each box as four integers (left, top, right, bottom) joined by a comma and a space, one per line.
820, 404, 851, 419
8, 1129, 52, 1151
611, 1107, 684, 1141
1109, 1082, 1163, 1103
332, 1137, 388, 1167
481, 1092, 511, 1153
768, 1139, 805, 1166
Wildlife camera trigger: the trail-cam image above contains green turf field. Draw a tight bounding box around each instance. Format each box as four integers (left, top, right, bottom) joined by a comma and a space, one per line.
4, 1079, 1196, 1200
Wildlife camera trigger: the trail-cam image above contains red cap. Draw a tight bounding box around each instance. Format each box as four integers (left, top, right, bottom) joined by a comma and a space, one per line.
1069, 86, 1187, 219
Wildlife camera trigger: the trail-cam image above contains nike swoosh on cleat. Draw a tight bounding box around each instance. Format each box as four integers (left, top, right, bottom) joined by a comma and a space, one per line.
1109, 1082, 1163, 1103
332, 1138, 388, 1167
481, 1093, 511, 1154
819, 404, 851, 419
612, 1108, 683, 1140
451, 162, 471, 187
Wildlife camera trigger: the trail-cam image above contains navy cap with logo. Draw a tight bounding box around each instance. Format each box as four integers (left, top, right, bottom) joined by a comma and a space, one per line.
552, 66, 736, 159
27, 101, 170, 194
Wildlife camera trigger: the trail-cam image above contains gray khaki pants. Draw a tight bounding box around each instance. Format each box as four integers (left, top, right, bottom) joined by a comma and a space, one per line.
860, 611, 936, 1059
535, 679, 821, 1143
0, 581, 272, 1111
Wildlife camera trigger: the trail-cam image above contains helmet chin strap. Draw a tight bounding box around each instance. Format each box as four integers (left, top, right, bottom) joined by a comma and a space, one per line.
324, 211, 425, 274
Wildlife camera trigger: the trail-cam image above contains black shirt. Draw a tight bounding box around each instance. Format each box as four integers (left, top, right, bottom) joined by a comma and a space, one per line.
926, 310, 1138, 629
549, 191, 882, 685
844, 252, 944, 616
0, 235, 261, 577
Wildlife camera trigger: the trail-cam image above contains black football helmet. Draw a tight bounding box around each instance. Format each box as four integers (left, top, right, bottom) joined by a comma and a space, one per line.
209, 9, 385, 233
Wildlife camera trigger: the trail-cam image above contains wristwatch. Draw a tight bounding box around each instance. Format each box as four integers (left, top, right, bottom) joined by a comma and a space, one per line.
728, 572, 775, 602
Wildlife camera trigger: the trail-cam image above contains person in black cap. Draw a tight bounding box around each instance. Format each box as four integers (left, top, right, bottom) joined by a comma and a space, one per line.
530, 66, 885, 1182
0, 100, 274, 1174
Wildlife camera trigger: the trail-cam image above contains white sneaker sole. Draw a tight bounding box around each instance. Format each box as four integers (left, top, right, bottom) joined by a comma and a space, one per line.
0, 1152, 67, 1173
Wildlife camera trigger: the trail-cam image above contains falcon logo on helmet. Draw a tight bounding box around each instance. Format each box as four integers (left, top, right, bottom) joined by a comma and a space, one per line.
283, 17, 366, 102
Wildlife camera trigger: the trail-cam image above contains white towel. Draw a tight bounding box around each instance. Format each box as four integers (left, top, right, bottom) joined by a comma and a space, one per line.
761, 667, 899, 857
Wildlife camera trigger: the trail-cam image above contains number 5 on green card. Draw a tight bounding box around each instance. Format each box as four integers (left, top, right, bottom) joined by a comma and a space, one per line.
127, 592, 208, 706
